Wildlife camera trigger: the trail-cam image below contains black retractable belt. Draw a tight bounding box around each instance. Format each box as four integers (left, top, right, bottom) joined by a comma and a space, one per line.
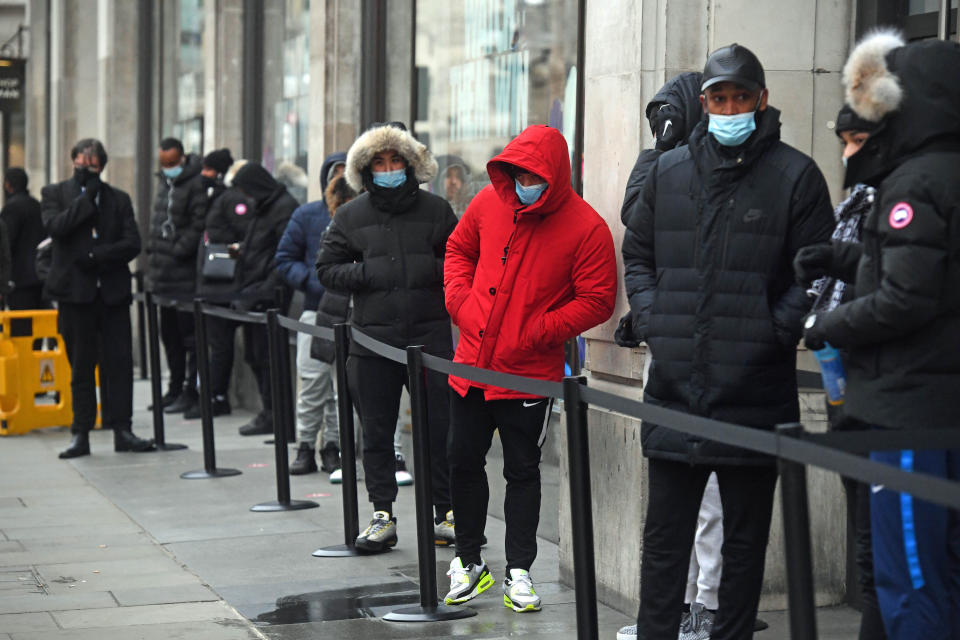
382, 346, 475, 623
250, 310, 317, 512
180, 299, 239, 478
144, 292, 186, 452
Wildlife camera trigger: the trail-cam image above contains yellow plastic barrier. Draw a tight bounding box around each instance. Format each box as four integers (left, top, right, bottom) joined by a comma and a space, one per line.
0, 310, 77, 436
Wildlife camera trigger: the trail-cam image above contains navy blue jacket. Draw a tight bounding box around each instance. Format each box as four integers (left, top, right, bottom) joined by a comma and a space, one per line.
274, 152, 345, 310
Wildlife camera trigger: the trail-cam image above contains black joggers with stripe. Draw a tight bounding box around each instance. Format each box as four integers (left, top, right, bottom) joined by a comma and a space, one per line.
449, 387, 552, 573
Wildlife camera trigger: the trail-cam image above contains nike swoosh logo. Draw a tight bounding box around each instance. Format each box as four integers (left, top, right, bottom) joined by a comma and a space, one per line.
522, 400, 543, 408
662, 120, 672, 138
871, 484, 884, 494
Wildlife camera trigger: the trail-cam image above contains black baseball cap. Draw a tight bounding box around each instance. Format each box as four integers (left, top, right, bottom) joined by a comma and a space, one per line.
701, 44, 765, 93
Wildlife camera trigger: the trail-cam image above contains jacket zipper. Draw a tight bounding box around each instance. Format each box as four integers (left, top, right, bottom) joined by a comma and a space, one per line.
395, 217, 410, 344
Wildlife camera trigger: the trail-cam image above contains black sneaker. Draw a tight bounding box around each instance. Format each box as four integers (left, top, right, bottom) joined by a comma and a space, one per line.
238, 413, 272, 436
290, 443, 317, 475
164, 389, 198, 414
319, 442, 341, 473
183, 397, 231, 420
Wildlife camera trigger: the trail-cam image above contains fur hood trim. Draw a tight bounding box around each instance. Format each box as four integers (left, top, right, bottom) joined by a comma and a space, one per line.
344, 125, 438, 191
843, 30, 906, 122
223, 159, 248, 188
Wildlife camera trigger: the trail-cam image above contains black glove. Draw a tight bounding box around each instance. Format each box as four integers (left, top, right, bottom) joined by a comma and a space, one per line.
614, 311, 639, 348
84, 171, 102, 200
649, 103, 686, 152
793, 243, 833, 287
802, 312, 827, 351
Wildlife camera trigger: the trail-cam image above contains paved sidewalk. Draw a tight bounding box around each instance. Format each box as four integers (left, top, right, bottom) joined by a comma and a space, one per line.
0, 379, 863, 639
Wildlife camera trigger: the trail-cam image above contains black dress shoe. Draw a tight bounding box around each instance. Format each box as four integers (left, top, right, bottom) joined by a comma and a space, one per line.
114, 430, 156, 452
147, 389, 181, 412
238, 413, 273, 436
164, 389, 198, 414
59, 433, 90, 459
183, 397, 230, 420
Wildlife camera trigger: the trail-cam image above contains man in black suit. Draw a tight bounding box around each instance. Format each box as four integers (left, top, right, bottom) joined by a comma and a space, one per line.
41, 138, 154, 458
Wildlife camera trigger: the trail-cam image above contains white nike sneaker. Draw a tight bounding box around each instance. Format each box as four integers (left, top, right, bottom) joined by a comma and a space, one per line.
444, 556, 494, 605
502, 568, 541, 612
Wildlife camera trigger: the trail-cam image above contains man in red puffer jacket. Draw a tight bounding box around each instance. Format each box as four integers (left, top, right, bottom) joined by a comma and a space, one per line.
443, 125, 617, 613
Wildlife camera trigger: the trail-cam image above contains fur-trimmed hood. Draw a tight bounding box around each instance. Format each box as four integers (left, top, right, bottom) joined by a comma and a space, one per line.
344, 123, 438, 192
842, 32, 960, 187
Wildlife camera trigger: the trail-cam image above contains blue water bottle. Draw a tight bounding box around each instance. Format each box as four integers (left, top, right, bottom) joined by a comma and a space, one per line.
812, 343, 846, 405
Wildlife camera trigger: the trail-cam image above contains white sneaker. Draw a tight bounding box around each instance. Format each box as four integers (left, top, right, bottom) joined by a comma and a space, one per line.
395, 453, 413, 486
329, 468, 342, 484
502, 568, 541, 612
444, 556, 494, 605
616, 624, 637, 640
355, 511, 397, 552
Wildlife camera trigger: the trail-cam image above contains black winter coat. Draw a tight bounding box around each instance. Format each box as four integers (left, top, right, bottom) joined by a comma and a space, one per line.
0, 191, 44, 289
231, 163, 298, 310
310, 222, 351, 363
196, 186, 254, 302
821, 40, 960, 430
316, 180, 457, 357
623, 106, 834, 465
40, 178, 141, 305
146, 154, 206, 295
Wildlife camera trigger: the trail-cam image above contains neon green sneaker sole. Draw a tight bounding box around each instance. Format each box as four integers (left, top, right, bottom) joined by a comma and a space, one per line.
445, 572, 494, 605
503, 594, 542, 612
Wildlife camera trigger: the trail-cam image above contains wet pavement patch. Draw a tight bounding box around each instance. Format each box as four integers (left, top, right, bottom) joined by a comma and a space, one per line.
237, 580, 421, 625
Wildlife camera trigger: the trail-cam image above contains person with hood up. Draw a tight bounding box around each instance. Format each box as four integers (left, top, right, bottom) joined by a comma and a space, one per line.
187, 150, 252, 421
228, 162, 299, 437
146, 137, 207, 416
442, 125, 617, 613
274, 151, 347, 476
797, 32, 960, 640
1, 168, 46, 309
620, 44, 834, 640
316, 121, 457, 553
432, 154, 474, 218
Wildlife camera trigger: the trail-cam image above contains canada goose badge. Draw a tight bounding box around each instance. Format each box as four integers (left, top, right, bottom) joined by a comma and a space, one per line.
888, 202, 913, 230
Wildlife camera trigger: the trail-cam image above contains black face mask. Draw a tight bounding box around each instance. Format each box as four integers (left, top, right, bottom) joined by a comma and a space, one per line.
201, 176, 219, 191
73, 167, 100, 187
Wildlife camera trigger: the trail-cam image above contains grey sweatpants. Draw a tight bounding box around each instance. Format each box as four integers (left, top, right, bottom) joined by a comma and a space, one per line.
295, 311, 339, 448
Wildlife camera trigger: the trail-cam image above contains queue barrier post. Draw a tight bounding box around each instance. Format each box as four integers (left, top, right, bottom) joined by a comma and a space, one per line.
383, 345, 475, 623
144, 294, 187, 451
251, 309, 317, 511
180, 299, 239, 478
135, 272, 147, 379
562, 376, 599, 640
777, 423, 819, 640
313, 323, 365, 557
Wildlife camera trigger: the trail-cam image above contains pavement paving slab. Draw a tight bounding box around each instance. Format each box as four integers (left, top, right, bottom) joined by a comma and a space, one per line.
0, 379, 863, 639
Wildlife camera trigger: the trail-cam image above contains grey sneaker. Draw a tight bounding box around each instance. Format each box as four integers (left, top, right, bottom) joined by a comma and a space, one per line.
502, 568, 541, 612
444, 557, 494, 605
435, 510, 456, 547
678, 603, 714, 640
355, 511, 397, 552
616, 624, 637, 640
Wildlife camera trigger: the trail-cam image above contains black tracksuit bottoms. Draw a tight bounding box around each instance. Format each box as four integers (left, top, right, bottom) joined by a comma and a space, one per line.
58, 294, 134, 434
159, 306, 196, 393
638, 459, 778, 640
346, 354, 451, 514
205, 314, 271, 418
449, 387, 552, 573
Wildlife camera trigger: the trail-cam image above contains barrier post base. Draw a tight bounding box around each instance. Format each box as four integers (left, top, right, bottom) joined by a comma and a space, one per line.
180, 468, 242, 479
312, 543, 388, 557
383, 603, 476, 622
250, 499, 318, 512
157, 442, 188, 451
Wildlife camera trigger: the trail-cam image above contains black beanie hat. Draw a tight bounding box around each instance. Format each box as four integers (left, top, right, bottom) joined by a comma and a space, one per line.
835, 104, 878, 137
202, 148, 234, 174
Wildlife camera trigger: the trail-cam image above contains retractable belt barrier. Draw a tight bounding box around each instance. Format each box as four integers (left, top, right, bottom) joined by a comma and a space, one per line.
171, 300, 959, 639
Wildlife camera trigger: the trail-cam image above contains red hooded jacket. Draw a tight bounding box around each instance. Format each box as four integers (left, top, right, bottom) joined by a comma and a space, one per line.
445, 125, 618, 400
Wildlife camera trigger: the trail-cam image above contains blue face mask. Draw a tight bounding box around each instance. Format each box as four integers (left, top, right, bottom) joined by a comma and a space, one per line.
707, 110, 757, 147
515, 180, 547, 205
372, 168, 407, 188
162, 165, 183, 179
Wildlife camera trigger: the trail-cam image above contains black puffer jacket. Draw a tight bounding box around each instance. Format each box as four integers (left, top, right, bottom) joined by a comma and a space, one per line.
316, 178, 456, 358
623, 106, 834, 465
196, 185, 254, 302
231, 163, 298, 309
820, 39, 960, 430
146, 154, 206, 295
